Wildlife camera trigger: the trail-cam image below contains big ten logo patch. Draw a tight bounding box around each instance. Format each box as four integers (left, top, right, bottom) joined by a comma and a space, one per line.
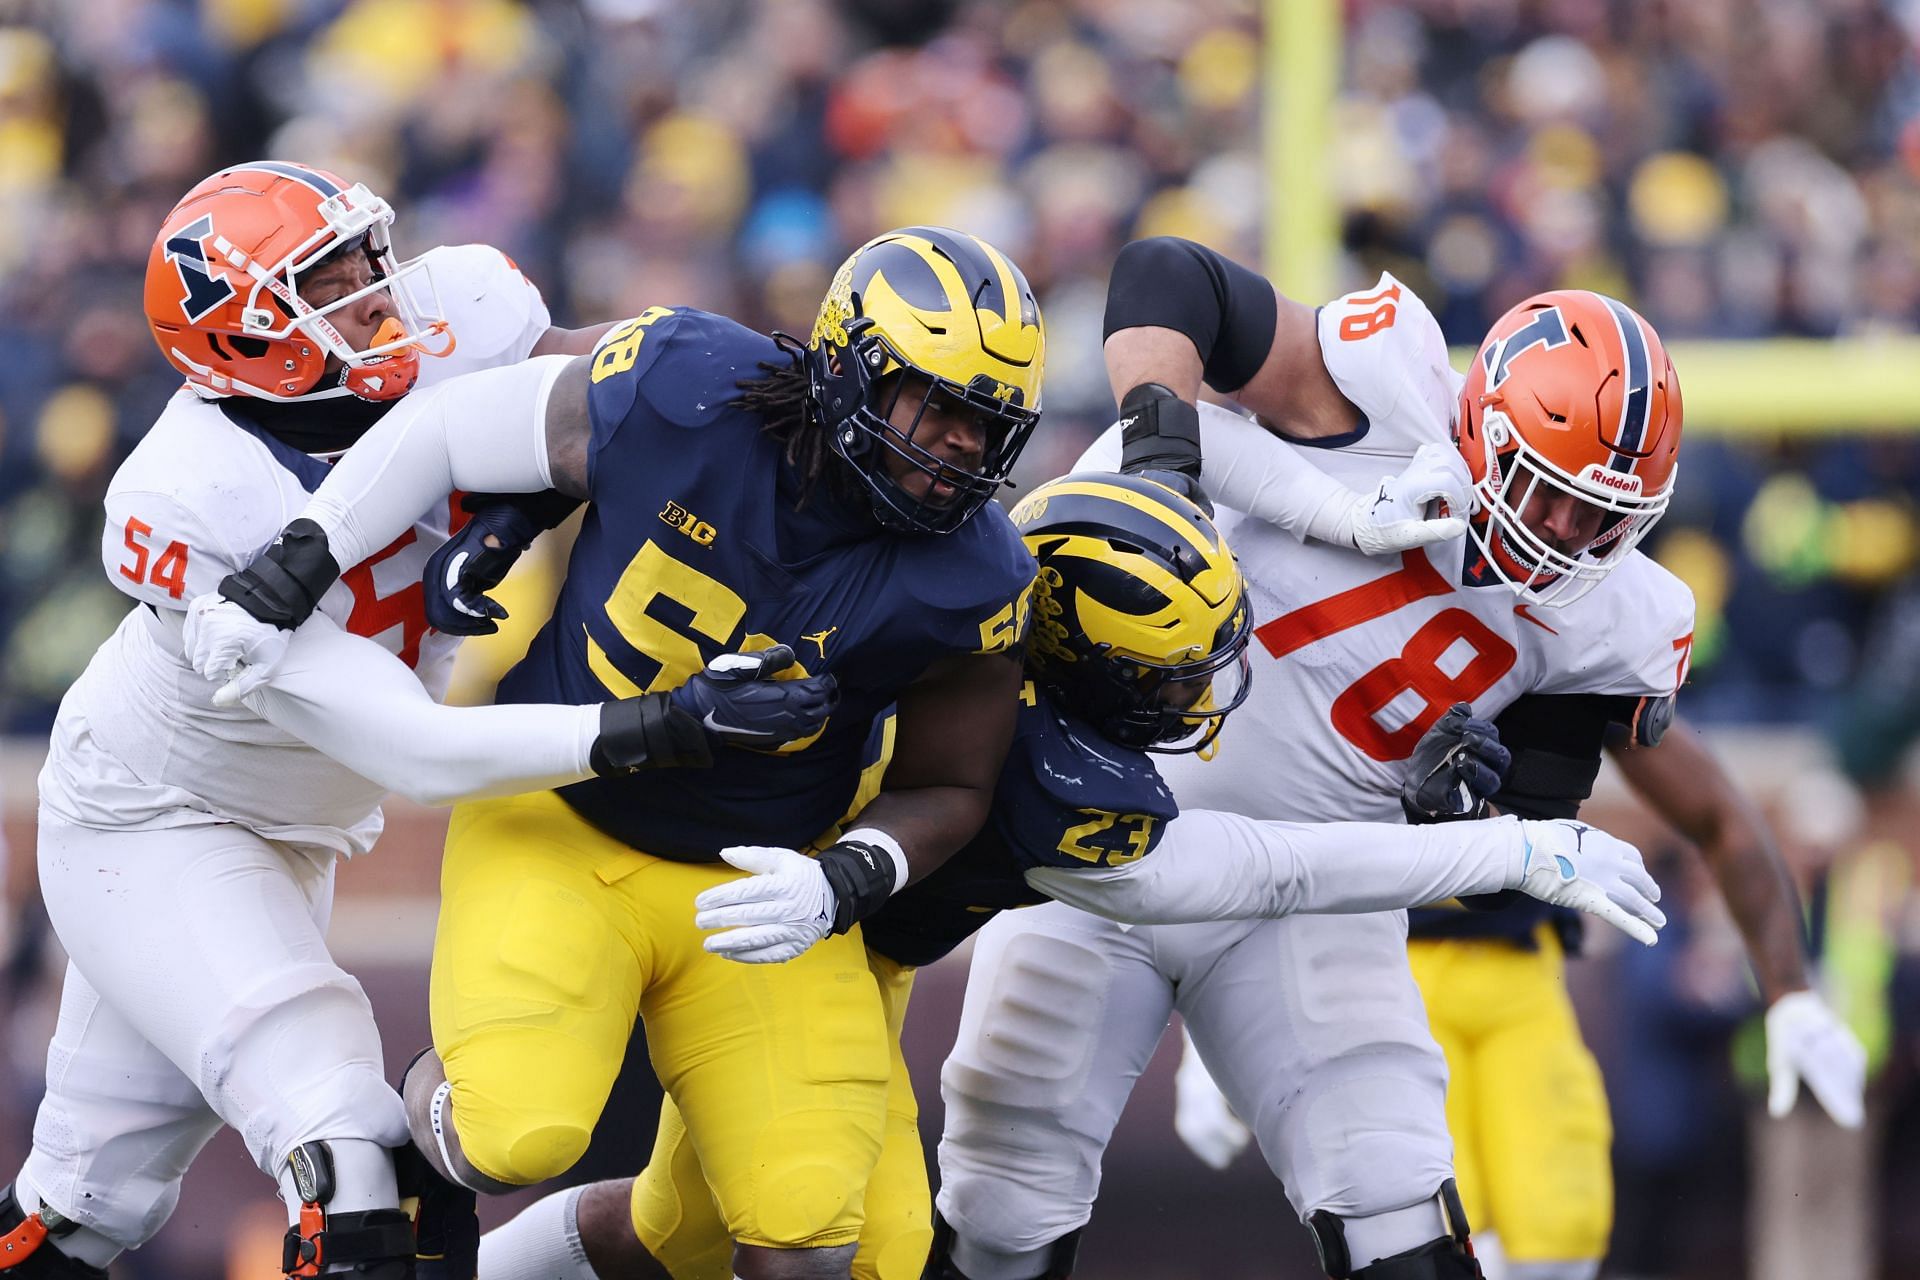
659, 500, 717, 546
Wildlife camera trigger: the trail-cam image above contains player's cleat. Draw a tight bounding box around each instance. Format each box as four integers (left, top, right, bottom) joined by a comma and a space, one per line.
0, 1187, 108, 1279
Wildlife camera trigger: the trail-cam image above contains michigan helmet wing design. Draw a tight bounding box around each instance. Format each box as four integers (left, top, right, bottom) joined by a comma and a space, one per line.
809, 226, 1044, 534
1012, 472, 1251, 753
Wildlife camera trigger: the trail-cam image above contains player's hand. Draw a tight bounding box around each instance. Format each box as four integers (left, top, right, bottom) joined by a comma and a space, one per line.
1764, 989, 1868, 1128
422, 502, 542, 636
1337, 442, 1473, 556
184, 592, 290, 707
1511, 820, 1666, 946
695, 845, 836, 964
1173, 1025, 1251, 1171
672, 645, 839, 752
1401, 702, 1509, 823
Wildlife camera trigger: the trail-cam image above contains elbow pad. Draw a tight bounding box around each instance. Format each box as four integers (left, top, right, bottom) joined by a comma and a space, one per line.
1103, 237, 1277, 392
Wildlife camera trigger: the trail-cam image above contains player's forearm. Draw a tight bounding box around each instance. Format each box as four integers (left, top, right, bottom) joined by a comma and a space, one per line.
1708, 830, 1812, 1001
246, 618, 599, 806
1078, 407, 1354, 541
850, 783, 994, 886
1027, 809, 1522, 924
1104, 328, 1203, 406
300, 355, 569, 570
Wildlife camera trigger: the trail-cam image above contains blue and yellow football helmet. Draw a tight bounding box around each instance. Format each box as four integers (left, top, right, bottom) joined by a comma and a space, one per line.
1011, 472, 1252, 753
809, 226, 1045, 534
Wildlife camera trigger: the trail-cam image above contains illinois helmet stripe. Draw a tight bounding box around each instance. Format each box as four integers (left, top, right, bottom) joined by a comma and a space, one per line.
229, 161, 343, 199
1603, 294, 1651, 471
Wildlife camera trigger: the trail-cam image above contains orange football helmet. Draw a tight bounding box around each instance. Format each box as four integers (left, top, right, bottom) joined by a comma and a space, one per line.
1455, 290, 1682, 607
143, 162, 451, 402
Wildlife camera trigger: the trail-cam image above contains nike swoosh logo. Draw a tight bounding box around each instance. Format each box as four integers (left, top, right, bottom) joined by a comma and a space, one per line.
1513, 603, 1559, 635
703, 710, 753, 736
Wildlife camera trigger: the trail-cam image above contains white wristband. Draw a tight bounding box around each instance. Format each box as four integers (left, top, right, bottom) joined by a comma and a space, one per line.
841, 826, 909, 894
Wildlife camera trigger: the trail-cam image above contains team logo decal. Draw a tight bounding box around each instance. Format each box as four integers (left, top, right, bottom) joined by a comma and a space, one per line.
163, 215, 235, 322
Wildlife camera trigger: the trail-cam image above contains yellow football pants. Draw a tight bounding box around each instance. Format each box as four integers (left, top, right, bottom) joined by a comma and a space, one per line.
1407, 928, 1613, 1263
629, 951, 930, 1280
432, 790, 892, 1250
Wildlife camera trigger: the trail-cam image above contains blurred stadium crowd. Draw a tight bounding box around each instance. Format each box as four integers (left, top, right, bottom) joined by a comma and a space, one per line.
2, 1, 1920, 1275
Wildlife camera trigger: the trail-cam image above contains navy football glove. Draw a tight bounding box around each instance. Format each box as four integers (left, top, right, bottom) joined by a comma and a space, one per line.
671, 645, 839, 751
424, 492, 579, 636
590, 645, 840, 775
1401, 702, 1511, 823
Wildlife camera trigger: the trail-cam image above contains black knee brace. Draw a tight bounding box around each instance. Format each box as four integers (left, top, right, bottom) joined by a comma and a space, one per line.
282, 1143, 414, 1279
0, 1187, 108, 1279
394, 1141, 478, 1280
1309, 1180, 1481, 1280
923, 1210, 1083, 1280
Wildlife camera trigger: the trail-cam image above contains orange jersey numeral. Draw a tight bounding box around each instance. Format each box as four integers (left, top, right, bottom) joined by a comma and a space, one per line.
119, 517, 192, 599
1255, 550, 1517, 761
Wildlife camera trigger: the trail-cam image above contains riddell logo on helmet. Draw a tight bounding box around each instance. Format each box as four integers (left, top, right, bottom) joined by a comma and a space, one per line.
1580, 464, 1643, 496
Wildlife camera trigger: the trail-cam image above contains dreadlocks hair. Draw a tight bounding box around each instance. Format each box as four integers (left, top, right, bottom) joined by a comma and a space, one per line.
734, 330, 846, 508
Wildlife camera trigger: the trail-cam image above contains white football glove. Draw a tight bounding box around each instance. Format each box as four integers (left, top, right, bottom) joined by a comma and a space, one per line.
1173, 1025, 1251, 1171
1765, 989, 1867, 1129
183, 592, 291, 708
1332, 442, 1474, 556
695, 844, 835, 964
1511, 820, 1666, 946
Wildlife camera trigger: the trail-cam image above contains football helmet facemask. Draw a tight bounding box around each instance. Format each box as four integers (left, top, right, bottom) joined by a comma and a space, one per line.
1455, 289, 1682, 607
1013, 472, 1251, 753
808, 226, 1045, 534
144, 161, 452, 403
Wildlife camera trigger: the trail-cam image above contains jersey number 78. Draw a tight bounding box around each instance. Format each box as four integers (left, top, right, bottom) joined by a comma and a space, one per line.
1254, 551, 1517, 762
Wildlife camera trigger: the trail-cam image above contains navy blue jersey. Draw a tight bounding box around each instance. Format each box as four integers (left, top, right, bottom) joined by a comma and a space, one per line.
863, 683, 1180, 968
496, 307, 1035, 859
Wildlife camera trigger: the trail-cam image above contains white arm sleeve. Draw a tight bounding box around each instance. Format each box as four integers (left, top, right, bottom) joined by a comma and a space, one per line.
1077, 405, 1357, 544
241, 611, 600, 806
1024, 809, 1527, 924
300, 354, 570, 569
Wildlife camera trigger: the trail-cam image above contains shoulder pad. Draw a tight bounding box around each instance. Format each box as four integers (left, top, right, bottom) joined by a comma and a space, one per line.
897, 504, 1038, 655
587, 307, 784, 431
1316, 272, 1455, 446
1553, 552, 1697, 698
417, 245, 550, 368
993, 699, 1179, 872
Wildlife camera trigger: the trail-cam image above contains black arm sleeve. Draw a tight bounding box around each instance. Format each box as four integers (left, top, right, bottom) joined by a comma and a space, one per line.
1488, 693, 1639, 820
1102, 237, 1278, 393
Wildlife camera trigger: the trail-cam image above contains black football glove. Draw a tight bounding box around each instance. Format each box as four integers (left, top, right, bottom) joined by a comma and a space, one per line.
423, 491, 581, 636
1117, 382, 1214, 516
591, 645, 840, 774
1401, 701, 1511, 824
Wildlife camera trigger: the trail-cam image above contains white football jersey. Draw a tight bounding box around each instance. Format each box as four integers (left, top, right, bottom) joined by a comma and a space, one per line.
39, 244, 552, 854
1153, 273, 1696, 824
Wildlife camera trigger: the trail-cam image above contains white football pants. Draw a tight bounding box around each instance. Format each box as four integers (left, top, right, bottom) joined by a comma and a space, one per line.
18, 814, 406, 1248
936, 900, 1453, 1255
